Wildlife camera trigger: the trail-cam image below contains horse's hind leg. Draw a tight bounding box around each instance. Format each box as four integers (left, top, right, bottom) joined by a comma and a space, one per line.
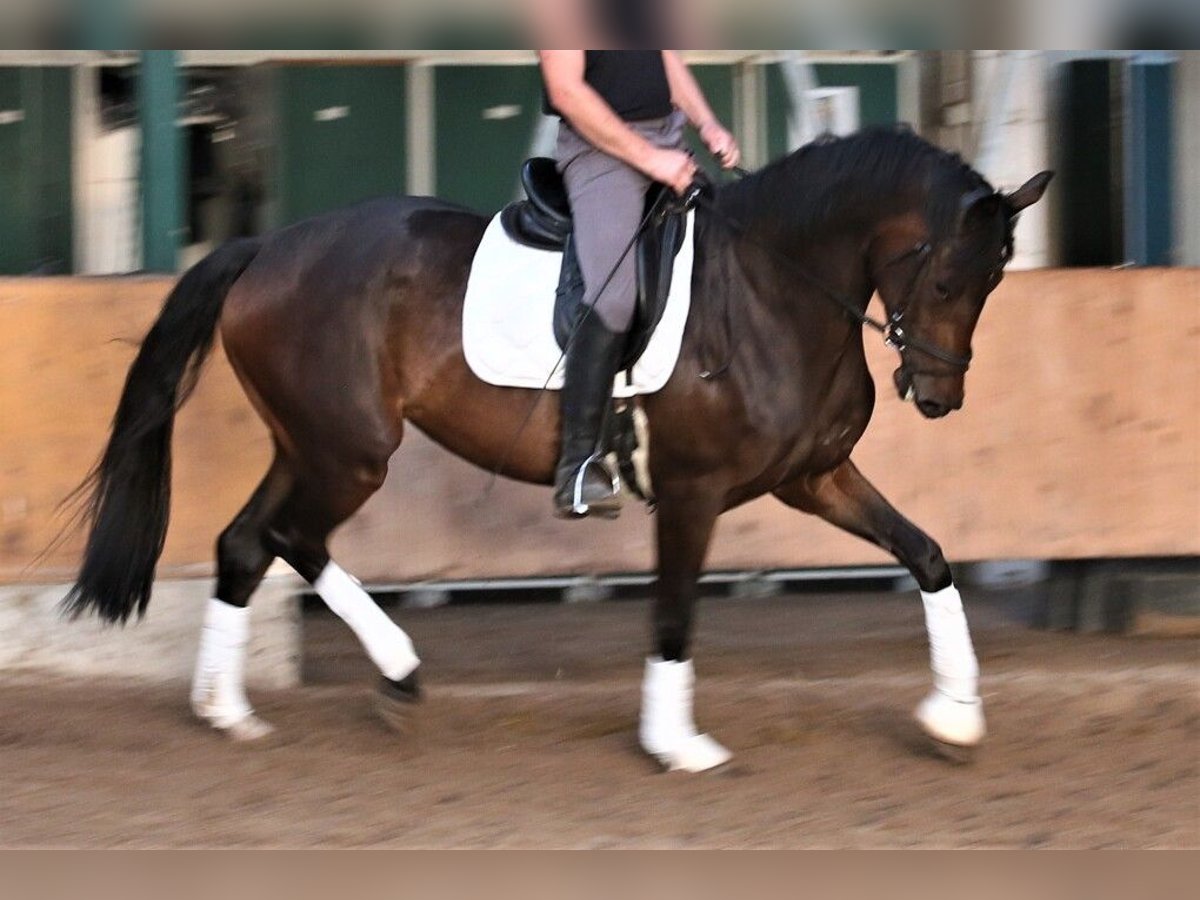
774, 461, 986, 753
191, 453, 294, 741
268, 458, 422, 727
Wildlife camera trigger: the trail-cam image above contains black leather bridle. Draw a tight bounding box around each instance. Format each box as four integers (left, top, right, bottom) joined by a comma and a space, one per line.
875, 240, 974, 372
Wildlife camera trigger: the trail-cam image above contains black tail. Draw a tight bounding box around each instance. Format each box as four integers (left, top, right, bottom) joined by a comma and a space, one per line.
62, 239, 261, 624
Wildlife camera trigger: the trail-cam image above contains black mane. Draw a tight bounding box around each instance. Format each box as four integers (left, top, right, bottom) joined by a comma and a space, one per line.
716, 126, 1007, 251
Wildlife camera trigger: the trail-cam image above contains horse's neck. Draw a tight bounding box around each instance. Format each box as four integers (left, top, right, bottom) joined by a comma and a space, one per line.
693, 211, 877, 389
721, 162, 923, 318
737, 225, 878, 335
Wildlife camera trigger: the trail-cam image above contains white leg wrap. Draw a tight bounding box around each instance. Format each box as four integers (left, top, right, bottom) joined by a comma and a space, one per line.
916, 584, 986, 747
921, 584, 980, 700
191, 599, 254, 729
314, 562, 420, 682
638, 657, 732, 773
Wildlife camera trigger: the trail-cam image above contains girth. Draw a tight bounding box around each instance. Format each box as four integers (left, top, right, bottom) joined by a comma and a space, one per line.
500, 157, 688, 372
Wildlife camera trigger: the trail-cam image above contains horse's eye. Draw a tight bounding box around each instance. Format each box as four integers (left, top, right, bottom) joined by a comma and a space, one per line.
934, 282, 950, 300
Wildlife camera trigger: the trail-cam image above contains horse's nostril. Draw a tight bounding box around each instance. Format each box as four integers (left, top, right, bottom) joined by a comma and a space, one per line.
917, 399, 950, 419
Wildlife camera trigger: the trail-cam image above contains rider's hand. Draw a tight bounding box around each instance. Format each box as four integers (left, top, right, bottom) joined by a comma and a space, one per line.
644, 148, 699, 196
699, 121, 741, 171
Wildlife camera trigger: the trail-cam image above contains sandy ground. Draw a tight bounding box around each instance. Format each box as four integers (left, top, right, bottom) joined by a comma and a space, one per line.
0, 589, 1196, 848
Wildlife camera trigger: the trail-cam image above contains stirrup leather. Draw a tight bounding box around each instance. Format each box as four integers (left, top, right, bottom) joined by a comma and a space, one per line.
570, 452, 622, 516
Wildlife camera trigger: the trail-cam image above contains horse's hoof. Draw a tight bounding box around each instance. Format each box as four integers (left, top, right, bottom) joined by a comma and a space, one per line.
375, 669, 421, 735
914, 689, 986, 757
223, 714, 277, 744
644, 733, 733, 774
196, 711, 277, 744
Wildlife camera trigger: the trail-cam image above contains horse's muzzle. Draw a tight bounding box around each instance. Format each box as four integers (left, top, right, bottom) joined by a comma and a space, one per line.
895, 366, 961, 419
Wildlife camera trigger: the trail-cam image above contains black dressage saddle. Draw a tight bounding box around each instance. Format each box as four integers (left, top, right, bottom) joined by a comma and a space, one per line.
500, 157, 690, 372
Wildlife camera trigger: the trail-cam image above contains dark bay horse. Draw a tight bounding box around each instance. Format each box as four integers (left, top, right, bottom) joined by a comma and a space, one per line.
65, 127, 1050, 771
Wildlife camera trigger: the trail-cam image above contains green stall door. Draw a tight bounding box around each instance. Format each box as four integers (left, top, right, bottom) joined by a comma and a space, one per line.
764, 62, 899, 162
434, 64, 546, 215
0, 68, 73, 275
276, 66, 408, 225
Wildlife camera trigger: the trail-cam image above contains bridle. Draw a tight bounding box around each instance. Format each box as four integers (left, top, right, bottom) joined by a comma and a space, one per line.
875, 240, 974, 373
687, 178, 975, 376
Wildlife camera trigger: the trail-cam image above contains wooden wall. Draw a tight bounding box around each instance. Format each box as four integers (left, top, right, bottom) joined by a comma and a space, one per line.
2, 269, 1197, 586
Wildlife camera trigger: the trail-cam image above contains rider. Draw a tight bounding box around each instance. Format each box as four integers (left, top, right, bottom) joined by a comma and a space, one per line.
540, 50, 741, 518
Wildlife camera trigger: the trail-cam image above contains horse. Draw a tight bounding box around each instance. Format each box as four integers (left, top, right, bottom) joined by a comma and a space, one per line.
63, 126, 1050, 771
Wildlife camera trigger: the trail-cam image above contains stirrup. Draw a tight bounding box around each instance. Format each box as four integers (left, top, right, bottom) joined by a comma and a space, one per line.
570, 452, 622, 517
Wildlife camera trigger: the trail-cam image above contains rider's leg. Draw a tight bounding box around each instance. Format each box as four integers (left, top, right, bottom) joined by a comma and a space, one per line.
552, 132, 644, 517
552, 113, 686, 518
553, 311, 627, 518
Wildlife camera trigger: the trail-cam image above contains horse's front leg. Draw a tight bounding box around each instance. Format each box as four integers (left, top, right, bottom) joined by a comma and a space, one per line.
641, 482, 732, 773
774, 460, 986, 751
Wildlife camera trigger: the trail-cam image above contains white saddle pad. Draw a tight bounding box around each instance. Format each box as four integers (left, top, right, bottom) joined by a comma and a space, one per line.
462, 210, 695, 398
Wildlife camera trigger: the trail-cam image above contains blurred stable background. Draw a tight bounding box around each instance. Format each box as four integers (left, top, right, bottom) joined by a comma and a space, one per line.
2, 50, 1196, 275
0, 51, 1197, 687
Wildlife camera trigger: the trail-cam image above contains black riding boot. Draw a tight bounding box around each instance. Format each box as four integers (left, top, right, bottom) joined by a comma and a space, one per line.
553, 314, 626, 519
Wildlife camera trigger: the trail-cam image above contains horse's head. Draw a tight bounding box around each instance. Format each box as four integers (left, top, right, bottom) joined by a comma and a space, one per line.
873, 171, 1053, 419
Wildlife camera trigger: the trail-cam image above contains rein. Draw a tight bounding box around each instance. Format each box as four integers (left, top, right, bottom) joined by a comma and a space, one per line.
692, 174, 974, 375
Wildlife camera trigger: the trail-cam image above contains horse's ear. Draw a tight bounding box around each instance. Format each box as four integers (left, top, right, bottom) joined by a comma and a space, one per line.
1005, 171, 1054, 214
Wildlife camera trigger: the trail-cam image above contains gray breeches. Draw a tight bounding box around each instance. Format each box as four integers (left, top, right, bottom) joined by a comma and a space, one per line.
555, 109, 688, 333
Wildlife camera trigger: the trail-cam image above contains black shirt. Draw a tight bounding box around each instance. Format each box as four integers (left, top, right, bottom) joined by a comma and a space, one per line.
543, 50, 673, 122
